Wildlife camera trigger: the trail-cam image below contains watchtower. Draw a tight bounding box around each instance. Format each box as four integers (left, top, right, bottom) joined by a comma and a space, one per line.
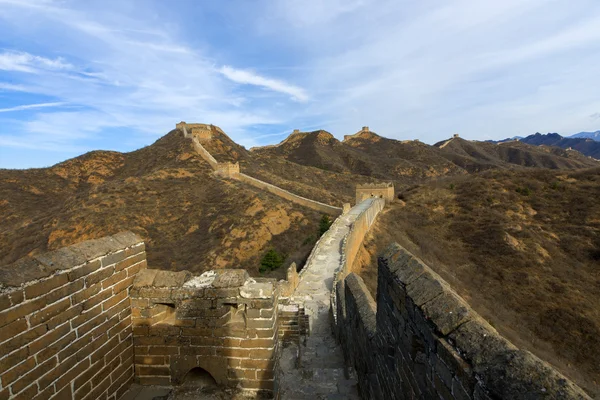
355, 183, 394, 205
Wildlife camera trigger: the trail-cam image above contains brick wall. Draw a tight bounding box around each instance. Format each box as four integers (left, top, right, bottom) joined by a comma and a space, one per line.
130, 269, 279, 397
0, 232, 146, 400
331, 197, 384, 325
334, 243, 591, 400
238, 173, 342, 216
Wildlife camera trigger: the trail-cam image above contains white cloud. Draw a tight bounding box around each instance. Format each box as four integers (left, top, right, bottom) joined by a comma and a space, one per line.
0, 51, 72, 73
219, 66, 309, 102
0, 102, 65, 113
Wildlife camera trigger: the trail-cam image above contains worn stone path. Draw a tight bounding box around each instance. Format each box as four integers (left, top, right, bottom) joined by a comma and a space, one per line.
277, 199, 376, 399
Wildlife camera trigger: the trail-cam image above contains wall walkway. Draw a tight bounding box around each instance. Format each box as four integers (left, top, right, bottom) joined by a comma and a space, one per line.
276, 198, 383, 399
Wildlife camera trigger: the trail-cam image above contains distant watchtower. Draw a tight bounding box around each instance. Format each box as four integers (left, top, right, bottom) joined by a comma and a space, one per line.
355, 183, 394, 205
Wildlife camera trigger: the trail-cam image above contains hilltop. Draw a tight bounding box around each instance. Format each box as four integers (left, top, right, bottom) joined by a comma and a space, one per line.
0, 130, 327, 277
252, 128, 596, 184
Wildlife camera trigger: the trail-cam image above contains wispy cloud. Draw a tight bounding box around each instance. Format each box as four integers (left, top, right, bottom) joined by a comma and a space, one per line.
1, 0, 600, 168
219, 66, 309, 102
0, 50, 72, 73
0, 102, 65, 113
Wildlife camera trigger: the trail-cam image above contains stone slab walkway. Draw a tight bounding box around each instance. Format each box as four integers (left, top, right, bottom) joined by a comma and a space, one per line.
277, 199, 376, 399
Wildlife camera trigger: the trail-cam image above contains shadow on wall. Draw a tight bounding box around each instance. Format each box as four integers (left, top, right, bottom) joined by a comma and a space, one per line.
333, 243, 592, 400
130, 268, 281, 398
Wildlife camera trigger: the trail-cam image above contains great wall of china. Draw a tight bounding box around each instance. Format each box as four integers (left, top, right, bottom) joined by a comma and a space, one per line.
0, 123, 591, 399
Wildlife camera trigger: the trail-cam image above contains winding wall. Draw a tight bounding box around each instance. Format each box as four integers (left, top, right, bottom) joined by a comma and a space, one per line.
178, 124, 342, 216
334, 243, 591, 400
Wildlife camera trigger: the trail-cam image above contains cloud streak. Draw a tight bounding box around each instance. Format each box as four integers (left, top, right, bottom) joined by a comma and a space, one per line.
0, 102, 66, 113
219, 66, 309, 102
0, 50, 72, 73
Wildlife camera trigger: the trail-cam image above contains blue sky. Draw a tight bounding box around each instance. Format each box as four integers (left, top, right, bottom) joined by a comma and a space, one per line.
1, 0, 600, 169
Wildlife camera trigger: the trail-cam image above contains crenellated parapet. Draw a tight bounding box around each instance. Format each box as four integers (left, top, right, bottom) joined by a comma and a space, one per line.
355, 182, 394, 204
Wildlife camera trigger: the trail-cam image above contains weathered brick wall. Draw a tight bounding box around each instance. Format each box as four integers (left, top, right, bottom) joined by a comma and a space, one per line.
335, 243, 591, 400
331, 197, 384, 325
238, 173, 342, 215
130, 269, 279, 397
0, 232, 146, 400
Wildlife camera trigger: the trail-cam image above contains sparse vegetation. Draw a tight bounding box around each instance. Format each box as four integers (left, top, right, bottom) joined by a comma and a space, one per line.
259, 248, 286, 274
357, 167, 600, 397
319, 214, 333, 236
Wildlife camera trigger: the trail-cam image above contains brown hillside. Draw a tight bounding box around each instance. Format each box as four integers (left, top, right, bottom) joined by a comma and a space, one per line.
0, 130, 324, 278
355, 167, 600, 397
435, 136, 597, 172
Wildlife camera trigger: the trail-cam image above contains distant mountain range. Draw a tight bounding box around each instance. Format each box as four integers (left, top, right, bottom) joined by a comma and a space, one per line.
492, 131, 600, 160
569, 130, 600, 140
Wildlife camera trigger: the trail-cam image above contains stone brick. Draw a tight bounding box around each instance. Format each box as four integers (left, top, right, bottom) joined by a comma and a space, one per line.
100, 250, 126, 268
135, 355, 166, 365
0, 324, 47, 357
67, 260, 101, 282
38, 353, 77, 390
148, 346, 180, 356
0, 294, 11, 311
47, 305, 83, 330
29, 297, 71, 327
72, 283, 102, 305
101, 270, 127, 290
11, 356, 57, 394
116, 253, 145, 272
28, 322, 71, 355
246, 318, 274, 329
212, 269, 249, 288
108, 366, 132, 397
136, 376, 171, 385
74, 380, 92, 400
9, 290, 24, 307
102, 289, 128, 311
54, 385, 74, 400
135, 365, 170, 376
32, 384, 55, 400
126, 259, 147, 277
11, 383, 38, 400
0, 318, 27, 343
85, 266, 115, 287
0, 297, 45, 329
153, 270, 191, 288
54, 357, 90, 390
113, 276, 135, 294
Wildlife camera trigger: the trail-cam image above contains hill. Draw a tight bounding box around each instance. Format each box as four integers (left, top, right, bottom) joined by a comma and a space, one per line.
569, 130, 600, 141
0, 130, 327, 278
252, 128, 596, 187
355, 167, 600, 397
435, 135, 597, 172
494, 132, 600, 159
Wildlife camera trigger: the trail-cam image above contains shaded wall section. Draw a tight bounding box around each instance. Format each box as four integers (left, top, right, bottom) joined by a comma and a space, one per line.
0, 232, 146, 400
334, 243, 591, 400
130, 268, 279, 397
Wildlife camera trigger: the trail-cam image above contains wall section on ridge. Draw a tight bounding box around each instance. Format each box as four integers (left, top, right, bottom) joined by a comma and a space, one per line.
0, 232, 146, 400
238, 173, 342, 216
334, 243, 591, 400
